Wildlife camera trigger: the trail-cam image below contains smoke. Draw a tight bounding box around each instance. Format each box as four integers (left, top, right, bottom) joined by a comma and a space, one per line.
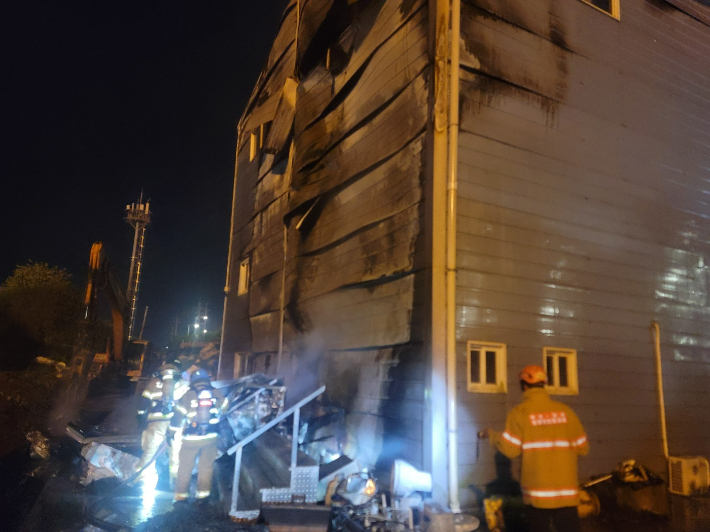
47, 377, 88, 436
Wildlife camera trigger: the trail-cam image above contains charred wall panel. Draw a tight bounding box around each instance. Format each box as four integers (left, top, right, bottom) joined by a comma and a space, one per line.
222, 0, 431, 472
282, 0, 429, 470
456, 0, 710, 507
222, 146, 260, 361
221, 1, 299, 375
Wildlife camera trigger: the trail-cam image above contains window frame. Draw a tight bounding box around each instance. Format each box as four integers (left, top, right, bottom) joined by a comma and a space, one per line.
249, 132, 258, 161
466, 341, 508, 394
543, 347, 579, 395
579, 0, 621, 20
237, 257, 250, 296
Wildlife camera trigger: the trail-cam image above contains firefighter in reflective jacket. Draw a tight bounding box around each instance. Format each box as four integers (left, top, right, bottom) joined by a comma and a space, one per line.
135, 363, 189, 487
169, 369, 228, 502
481, 365, 589, 532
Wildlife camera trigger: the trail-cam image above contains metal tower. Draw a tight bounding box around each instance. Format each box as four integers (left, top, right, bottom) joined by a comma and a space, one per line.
125, 195, 151, 340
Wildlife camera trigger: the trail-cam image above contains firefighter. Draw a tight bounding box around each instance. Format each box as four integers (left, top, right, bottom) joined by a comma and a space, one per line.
169, 368, 228, 503
135, 363, 189, 488
480, 365, 589, 532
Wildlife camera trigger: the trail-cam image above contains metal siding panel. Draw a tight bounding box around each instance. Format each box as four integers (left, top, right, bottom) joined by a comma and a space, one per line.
456, 0, 710, 499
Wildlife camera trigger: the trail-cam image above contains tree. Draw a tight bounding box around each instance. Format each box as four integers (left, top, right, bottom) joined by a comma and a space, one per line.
0, 262, 82, 366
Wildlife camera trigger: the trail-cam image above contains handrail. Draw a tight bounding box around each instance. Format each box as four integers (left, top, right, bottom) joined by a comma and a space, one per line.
227, 385, 325, 456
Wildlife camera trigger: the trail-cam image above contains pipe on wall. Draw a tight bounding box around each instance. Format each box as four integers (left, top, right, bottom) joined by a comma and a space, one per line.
445, 0, 462, 513
650, 320, 669, 460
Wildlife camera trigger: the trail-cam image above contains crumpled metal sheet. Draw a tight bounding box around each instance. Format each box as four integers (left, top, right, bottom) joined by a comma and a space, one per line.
80, 442, 139, 485
223, 374, 286, 443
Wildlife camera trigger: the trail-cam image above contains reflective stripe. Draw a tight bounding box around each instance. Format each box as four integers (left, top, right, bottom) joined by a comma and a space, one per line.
502, 431, 522, 447
196, 490, 211, 499
174, 493, 189, 501
175, 405, 188, 414
187, 412, 196, 417
208, 418, 219, 424
184, 433, 218, 441
147, 412, 173, 420
168, 426, 179, 432
523, 488, 578, 499
137, 410, 146, 415
522, 440, 572, 450
574, 435, 588, 446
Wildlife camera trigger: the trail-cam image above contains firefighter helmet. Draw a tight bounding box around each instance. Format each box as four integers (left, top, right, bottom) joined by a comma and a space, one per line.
159, 363, 180, 378
190, 368, 211, 385
519, 365, 548, 385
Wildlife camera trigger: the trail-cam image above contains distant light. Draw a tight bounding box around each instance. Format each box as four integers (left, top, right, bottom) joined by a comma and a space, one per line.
203, 328, 207, 333
203, 316, 208, 320
194, 323, 200, 328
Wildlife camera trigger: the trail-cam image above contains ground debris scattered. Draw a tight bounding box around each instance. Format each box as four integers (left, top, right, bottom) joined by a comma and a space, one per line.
0, 365, 63, 456
134, 503, 267, 532
27, 430, 51, 459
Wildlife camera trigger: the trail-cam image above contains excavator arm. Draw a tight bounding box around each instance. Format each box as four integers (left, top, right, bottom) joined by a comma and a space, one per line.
81, 242, 129, 361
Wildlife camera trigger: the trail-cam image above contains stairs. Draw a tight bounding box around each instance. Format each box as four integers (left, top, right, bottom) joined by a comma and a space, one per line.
221, 429, 317, 513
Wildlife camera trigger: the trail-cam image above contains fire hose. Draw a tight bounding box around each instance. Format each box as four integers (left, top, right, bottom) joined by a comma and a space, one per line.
84, 440, 169, 532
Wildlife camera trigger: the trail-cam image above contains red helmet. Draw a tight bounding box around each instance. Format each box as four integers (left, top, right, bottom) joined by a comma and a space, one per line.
519, 365, 548, 385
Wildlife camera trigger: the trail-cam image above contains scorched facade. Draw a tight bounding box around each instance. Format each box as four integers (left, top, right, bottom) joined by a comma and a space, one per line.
221, 0, 710, 509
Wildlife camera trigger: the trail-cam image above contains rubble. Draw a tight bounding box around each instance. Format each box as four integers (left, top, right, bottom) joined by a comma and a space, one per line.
26, 430, 50, 460
80, 442, 139, 485
221, 373, 286, 445
34, 356, 67, 377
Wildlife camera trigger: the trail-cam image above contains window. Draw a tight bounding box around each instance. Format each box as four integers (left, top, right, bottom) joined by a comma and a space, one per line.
467, 341, 507, 393
543, 347, 579, 395
580, 0, 620, 19
249, 122, 272, 161
237, 258, 250, 296
259, 121, 271, 147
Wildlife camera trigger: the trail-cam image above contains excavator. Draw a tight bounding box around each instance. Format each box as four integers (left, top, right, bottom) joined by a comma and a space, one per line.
70, 242, 158, 380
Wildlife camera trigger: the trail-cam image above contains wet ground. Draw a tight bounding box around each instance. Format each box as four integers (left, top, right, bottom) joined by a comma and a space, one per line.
1, 367, 704, 532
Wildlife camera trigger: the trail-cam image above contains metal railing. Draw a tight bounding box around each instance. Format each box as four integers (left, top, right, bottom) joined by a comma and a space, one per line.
228, 385, 326, 517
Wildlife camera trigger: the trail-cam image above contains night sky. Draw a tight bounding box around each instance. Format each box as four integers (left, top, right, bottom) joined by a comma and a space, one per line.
1, 1, 287, 345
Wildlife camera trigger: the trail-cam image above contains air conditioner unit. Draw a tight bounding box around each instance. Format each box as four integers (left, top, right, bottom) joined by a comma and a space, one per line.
668, 456, 710, 496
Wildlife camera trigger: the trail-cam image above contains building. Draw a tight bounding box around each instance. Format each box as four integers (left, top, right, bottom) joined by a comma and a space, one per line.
220, 0, 710, 509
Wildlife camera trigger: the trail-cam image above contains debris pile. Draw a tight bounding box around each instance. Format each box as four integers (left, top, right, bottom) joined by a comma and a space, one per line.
80, 442, 139, 485
221, 373, 286, 445
27, 430, 51, 460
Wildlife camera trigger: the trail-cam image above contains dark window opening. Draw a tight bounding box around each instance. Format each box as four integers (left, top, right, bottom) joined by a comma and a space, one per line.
559, 356, 569, 387
546, 355, 555, 386
470, 349, 480, 384
589, 0, 612, 11
485, 350, 496, 384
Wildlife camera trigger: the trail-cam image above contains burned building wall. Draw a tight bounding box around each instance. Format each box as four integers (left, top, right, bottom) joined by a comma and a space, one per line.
455, 0, 710, 507
222, 0, 432, 473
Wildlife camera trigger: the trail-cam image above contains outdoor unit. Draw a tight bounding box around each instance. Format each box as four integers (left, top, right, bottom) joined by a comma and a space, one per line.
668, 456, 710, 496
